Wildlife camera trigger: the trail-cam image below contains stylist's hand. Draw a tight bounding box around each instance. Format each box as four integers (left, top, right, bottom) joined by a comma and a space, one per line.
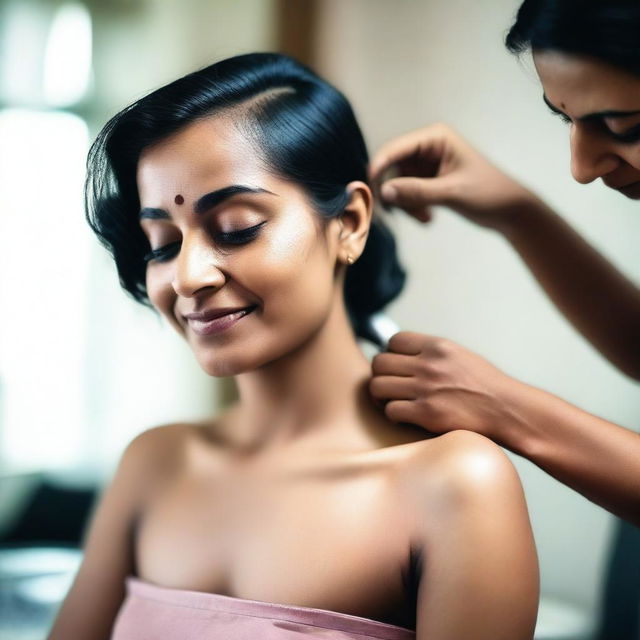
369, 123, 539, 229
370, 332, 523, 442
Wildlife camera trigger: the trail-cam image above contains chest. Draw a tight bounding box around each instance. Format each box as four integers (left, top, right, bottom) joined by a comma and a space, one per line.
134, 462, 418, 627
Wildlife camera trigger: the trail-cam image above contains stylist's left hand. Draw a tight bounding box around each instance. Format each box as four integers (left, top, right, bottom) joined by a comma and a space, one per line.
369, 331, 522, 442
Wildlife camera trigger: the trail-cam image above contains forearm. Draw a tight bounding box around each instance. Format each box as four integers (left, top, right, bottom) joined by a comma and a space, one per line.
499, 380, 640, 526
501, 198, 640, 380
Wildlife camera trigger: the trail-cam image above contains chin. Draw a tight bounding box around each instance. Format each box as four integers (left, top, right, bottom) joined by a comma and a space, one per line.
191, 330, 315, 378
196, 352, 259, 378
193, 341, 287, 377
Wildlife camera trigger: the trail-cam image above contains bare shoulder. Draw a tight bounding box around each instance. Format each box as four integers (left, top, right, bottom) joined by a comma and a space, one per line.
47, 421, 210, 640
117, 420, 220, 488
121, 423, 191, 470
109, 424, 187, 499
123, 421, 195, 457
398, 430, 518, 482
393, 433, 538, 638
393, 431, 524, 520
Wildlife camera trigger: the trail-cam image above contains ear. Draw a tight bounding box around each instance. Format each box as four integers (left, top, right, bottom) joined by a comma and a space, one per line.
335, 181, 373, 266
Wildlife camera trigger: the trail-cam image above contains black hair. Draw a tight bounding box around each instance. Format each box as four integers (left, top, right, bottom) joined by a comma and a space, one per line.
506, 0, 640, 77
86, 52, 405, 347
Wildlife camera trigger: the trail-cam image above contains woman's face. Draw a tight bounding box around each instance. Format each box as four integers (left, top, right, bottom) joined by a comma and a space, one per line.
533, 50, 640, 198
137, 115, 346, 377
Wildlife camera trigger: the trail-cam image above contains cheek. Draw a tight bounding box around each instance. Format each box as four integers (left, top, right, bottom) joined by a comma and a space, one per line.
190, 236, 337, 378
146, 267, 181, 330
256, 224, 335, 322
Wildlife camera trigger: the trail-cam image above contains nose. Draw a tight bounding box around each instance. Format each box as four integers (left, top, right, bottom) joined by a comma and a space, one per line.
570, 125, 620, 184
172, 232, 226, 298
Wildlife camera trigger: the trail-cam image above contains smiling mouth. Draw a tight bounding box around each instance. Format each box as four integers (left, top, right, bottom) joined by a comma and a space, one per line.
186, 306, 257, 336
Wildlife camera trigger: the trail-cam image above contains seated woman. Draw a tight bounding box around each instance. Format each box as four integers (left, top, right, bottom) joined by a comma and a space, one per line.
48, 53, 539, 640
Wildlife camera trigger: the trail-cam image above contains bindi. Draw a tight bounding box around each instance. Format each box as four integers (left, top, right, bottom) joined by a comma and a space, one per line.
174, 194, 184, 205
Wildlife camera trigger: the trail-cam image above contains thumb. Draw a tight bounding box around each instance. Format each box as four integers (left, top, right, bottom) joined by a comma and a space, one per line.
380, 176, 452, 211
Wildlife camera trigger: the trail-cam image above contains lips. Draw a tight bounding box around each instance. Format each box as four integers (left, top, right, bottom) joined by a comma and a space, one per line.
183, 305, 257, 336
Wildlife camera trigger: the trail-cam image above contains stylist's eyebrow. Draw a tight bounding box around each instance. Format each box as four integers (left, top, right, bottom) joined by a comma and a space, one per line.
543, 94, 640, 121
138, 185, 276, 220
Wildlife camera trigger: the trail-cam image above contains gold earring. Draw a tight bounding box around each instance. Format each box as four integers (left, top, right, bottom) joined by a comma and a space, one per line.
347, 255, 354, 265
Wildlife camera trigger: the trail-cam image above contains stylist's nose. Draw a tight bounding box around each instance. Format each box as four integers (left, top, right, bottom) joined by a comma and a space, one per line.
569, 125, 620, 184
172, 232, 226, 297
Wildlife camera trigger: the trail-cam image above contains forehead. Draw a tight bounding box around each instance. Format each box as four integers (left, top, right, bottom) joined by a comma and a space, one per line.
532, 50, 640, 114
136, 115, 269, 200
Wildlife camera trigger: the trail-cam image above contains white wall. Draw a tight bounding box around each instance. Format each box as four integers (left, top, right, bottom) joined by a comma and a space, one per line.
315, 0, 640, 613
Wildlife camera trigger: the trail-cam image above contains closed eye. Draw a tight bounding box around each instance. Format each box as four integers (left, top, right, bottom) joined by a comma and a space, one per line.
547, 108, 640, 144
143, 221, 267, 263
608, 123, 640, 144
216, 220, 267, 245
143, 241, 180, 263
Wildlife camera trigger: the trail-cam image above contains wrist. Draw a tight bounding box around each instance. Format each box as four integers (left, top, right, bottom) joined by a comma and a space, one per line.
491, 377, 549, 457
494, 191, 554, 239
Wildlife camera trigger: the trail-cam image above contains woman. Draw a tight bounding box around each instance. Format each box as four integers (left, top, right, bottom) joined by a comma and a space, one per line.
48, 54, 538, 640
369, 0, 640, 526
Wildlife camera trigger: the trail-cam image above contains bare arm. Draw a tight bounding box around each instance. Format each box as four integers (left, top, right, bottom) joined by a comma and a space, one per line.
370, 124, 640, 379
407, 432, 539, 640
47, 426, 176, 640
503, 380, 640, 526
503, 198, 640, 380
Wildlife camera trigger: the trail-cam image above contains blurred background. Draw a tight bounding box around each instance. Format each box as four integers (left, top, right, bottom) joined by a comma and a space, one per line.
0, 0, 638, 638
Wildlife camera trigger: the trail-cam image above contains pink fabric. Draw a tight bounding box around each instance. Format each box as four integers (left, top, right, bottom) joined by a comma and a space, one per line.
111, 577, 416, 640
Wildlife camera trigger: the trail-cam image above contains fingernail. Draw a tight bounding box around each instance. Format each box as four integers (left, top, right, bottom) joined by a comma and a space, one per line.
381, 184, 396, 202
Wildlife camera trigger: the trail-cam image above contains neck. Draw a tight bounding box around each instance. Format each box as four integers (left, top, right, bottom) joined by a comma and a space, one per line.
225, 299, 384, 455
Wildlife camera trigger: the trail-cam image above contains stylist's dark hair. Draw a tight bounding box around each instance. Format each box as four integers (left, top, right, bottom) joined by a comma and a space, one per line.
86, 52, 405, 347
506, 0, 640, 76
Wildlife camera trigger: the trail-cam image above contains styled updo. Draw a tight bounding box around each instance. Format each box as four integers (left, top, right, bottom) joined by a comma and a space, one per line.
506, 0, 640, 77
86, 52, 405, 346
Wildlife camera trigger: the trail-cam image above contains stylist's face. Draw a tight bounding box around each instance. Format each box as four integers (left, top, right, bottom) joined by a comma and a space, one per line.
534, 50, 640, 199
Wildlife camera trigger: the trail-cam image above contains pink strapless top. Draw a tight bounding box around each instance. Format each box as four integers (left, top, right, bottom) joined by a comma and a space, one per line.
111, 577, 416, 640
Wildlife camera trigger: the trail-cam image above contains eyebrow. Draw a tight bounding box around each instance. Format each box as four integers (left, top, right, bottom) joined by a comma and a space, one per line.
543, 94, 640, 121
139, 185, 276, 220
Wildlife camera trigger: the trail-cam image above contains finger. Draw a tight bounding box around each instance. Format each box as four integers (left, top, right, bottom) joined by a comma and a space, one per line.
404, 206, 433, 223
384, 400, 428, 427
372, 352, 416, 377
369, 127, 443, 182
369, 375, 417, 401
387, 332, 429, 355
369, 141, 417, 184
380, 176, 452, 212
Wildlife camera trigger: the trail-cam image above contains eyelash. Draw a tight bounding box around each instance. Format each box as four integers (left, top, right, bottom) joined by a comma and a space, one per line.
143, 221, 266, 263
551, 110, 572, 125
550, 110, 640, 144
612, 124, 640, 144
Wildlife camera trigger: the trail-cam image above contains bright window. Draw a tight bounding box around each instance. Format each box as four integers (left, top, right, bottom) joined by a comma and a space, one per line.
0, 108, 91, 470
0, 0, 93, 472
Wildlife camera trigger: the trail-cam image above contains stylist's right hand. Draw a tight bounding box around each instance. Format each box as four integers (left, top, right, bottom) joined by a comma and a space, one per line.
369, 332, 523, 442
369, 123, 538, 228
